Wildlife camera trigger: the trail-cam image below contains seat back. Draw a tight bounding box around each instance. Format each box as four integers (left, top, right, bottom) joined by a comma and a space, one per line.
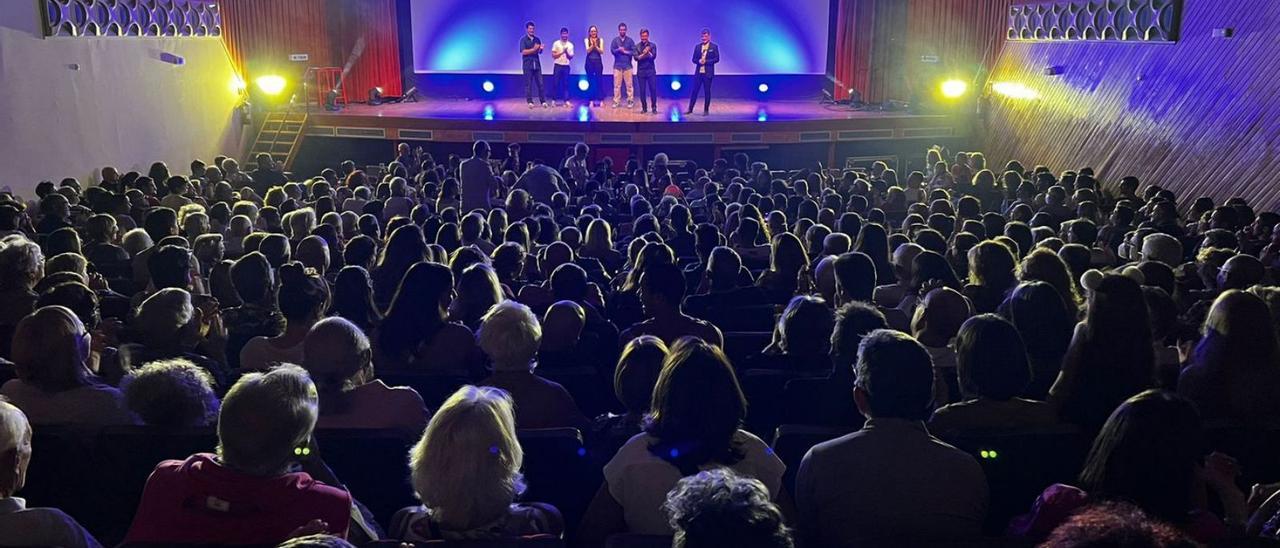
1205, 426, 1280, 486
380, 373, 473, 410
770, 424, 853, 497
538, 368, 616, 418
94, 426, 219, 543
314, 428, 418, 526
517, 428, 599, 539
722, 331, 771, 366
604, 534, 673, 548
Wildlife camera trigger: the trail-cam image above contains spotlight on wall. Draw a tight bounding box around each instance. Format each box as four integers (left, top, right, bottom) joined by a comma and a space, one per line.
482, 81, 496, 93
368, 87, 384, 106
256, 75, 287, 96
940, 79, 968, 98
992, 82, 1040, 100
670, 79, 682, 92
578, 79, 590, 91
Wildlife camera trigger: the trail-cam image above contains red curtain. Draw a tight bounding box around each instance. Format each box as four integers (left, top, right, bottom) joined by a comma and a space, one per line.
220, 0, 402, 101
833, 0, 1011, 103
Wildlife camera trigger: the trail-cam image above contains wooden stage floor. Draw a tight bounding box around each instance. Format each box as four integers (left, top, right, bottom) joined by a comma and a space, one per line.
304, 98, 962, 146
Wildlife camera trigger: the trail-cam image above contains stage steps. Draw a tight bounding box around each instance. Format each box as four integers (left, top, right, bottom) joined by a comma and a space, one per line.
248, 110, 308, 169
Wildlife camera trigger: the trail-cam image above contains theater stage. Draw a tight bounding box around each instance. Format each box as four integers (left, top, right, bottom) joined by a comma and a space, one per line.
304, 98, 962, 148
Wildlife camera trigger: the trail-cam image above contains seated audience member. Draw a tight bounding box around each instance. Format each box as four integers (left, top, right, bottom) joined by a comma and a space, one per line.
0, 236, 43, 360
999, 281, 1075, 399
1178, 289, 1280, 424
963, 240, 1019, 314
592, 335, 668, 444
329, 266, 382, 334
0, 399, 103, 547
684, 246, 767, 316
911, 287, 973, 406
1, 306, 134, 425
664, 469, 794, 548
121, 358, 220, 427
391, 386, 563, 541
448, 263, 504, 332
1010, 390, 1245, 544
222, 251, 285, 370
241, 263, 329, 372
478, 300, 588, 429
754, 295, 835, 375
873, 243, 924, 308
621, 263, 724, 347
580, 337, 784, 540
124, 287, 229, 386
782, 302, 888, 428
375, 262, 477, 374
929, 314, 1056, 435
537, 299, 596, 370
796, 329, 987, 547
1041, 502, 1197, 548
302, 316, 428, 432
125, 365, 352, 545
1051, 273, 1155, 432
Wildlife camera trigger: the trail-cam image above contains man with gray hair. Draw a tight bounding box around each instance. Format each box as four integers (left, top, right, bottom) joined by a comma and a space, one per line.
124, 365, 352, 545
1141, 232, 1184, 267
0, 399, 102, 547
664, 468, 793, 548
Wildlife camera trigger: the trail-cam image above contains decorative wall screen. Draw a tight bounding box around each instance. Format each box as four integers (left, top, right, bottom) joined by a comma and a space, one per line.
1008, 0, 1180, 43
40, 0, 222, 38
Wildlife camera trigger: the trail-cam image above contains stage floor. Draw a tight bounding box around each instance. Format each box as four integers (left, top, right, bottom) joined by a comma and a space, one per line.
303, 98, 963, 147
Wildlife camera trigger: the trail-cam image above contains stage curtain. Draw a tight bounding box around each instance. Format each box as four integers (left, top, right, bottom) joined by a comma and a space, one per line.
833, 0, 876, 103
220, 0, 402, 101
904, 0, 1012, 98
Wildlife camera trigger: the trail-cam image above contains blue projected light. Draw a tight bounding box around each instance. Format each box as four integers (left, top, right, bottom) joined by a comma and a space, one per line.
482, 81, 496, 93
410, 0, 829, 75
483, 105, 495, 121
578, 79, 590, 91
670, 80, 682, 92
577, 106, 590, 122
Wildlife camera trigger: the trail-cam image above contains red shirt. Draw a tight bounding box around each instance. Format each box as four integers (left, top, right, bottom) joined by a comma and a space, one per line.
125, 453, 351, 545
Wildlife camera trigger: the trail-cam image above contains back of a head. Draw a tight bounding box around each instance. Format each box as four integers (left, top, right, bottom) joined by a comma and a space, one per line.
912, 287, 972, 341
13, 306, 89, 392
647, 337, 747, 473
148, 244, 191, 290
855, 329, 934, 420
665, 468, 794, 548
956, 314, 1030, 401
777, 296, 834, 355
641, 262, 688, 306
303, 317, 371, 398
542, 300, 586, 352
615, 336, 669, 414
1141, 233, 1183, 267
478, 300, 541, 372
410, 385, 523, 530
1042, 501, 1197, 548
277, 263, 330, 323
217, 364, 318, 477
121, 359, 219, 428
833, 252, 876, 303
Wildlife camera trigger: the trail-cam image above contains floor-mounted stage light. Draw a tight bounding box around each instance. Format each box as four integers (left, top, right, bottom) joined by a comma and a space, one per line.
758, 83, 769, 93
670, 80, 682, 91
483, 81, 496, 93
402, 87, 419, 103
578, 79, 590, 91
256, 75, 287, 96
368, 87, 384, 106
325, 89, 342, 112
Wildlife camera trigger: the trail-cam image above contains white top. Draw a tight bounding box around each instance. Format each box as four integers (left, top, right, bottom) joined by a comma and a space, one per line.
0, 380, 134, 426
238, 336, 306, 372
551, 39, 574, 66
603, 430, 785, 535
0, 497, 102, 548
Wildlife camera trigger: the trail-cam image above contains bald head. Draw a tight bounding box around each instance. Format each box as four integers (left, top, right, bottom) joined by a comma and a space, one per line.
1219, 254, 1265, 291
1142, 233, 1183, 267
541, 300, 586, 353
296, 235, 330, 275
0, 400, 32, 496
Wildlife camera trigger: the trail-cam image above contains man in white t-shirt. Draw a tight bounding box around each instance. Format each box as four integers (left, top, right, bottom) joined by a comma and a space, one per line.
550, 27, 575, 107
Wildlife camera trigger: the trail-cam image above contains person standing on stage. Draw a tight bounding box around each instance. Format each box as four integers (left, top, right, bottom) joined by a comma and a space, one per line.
585, 26, 605, 108
635, 29, 659, 115
687, 28, 720, 116
551, 27, 575, 108
520, 21, 548, 109
611, 23, 636, 109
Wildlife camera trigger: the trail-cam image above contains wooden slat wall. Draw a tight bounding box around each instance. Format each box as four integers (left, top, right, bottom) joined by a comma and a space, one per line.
980, 0, 1280, 210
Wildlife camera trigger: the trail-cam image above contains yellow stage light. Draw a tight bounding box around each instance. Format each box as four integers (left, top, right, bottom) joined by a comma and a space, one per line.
256, 75, 287, 96
940, 79, 968, 98
992, 81, 1040, 100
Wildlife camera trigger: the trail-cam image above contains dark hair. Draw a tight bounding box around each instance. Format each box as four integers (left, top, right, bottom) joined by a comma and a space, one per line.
374, 224, 428, 306
148, 245, 191, 290
998, 282, 1073, 398
1060, 274, 1155, 429
331, 266, 381, 332
526, 21, 535, 28
956, 314, 1030, 400
855, 329, 934, 420
645, 337, 747, 475
910, 250, 962, 292
231, 251, 273, 304
1044, 501, 1197, 548
833, 252, 876, 303
1079, 390, 1203, 525
144, 207, 178, 242
277, 263, 330, 322
379, 262, 453, 362
640, 262, 686, 305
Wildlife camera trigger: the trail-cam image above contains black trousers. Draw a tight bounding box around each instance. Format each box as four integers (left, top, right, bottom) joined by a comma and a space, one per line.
636, 73, 658, 110
524, 67, 545, 103
553, 65, 571, 102
687, 74, 713, 113
586, 59, 604, 102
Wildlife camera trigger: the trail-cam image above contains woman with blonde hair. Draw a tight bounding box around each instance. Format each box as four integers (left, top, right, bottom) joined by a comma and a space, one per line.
392, 386, 563, 541
0, 305, 133, 425
581, 218, 624, 274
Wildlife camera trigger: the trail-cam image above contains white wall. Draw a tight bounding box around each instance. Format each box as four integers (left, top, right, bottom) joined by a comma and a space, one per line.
0, 2, 246, 198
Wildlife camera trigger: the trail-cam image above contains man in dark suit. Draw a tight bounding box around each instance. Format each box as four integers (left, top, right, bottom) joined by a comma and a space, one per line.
686, 28, 720, 115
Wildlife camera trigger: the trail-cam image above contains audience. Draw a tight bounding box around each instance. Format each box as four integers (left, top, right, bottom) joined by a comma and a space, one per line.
120, 358, 220, 427
478, 300, 588, 429
302, 316, 429, 432
663, 469, 794, 548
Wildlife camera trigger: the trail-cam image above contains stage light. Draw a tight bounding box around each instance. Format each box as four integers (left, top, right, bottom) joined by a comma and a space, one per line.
368, 87, 384, 106
758, 83, 769, 93
577, 106, 590, 122
256, 75, 287, 96
229, 76, 247, 95
670, 80, 682, 92
325, 90, 342, 112
757, 108, 768, 122
483, 105, 495, 121
578, 79, 590, 92
992, 81, 1040, 100
940, 79, 968, 98
482, 81, 495, 93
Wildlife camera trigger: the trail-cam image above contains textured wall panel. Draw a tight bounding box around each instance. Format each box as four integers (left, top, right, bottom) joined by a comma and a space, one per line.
41, 0, 222, 38
982, 0, 1280, 210
1008, 0, 1181, 43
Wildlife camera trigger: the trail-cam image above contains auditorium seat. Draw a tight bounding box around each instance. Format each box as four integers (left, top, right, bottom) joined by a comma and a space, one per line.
1204, 425, 1280, 486
769, 424, 853, 496
937, 427, 1090, 535
538, 366, 618, 417
93, 426, 219, 543
314, 428, 419, 526
517, 428, 600, 539
379, 372, 473, 410
741, 369, 800, 438
369, 535, 565, 547
721, 331, 771, 366
702, 305, 777, 333
20, 425, 98, 530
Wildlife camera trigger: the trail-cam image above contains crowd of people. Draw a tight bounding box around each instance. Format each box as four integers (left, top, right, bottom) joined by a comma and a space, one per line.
1, 141, 1280, 547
